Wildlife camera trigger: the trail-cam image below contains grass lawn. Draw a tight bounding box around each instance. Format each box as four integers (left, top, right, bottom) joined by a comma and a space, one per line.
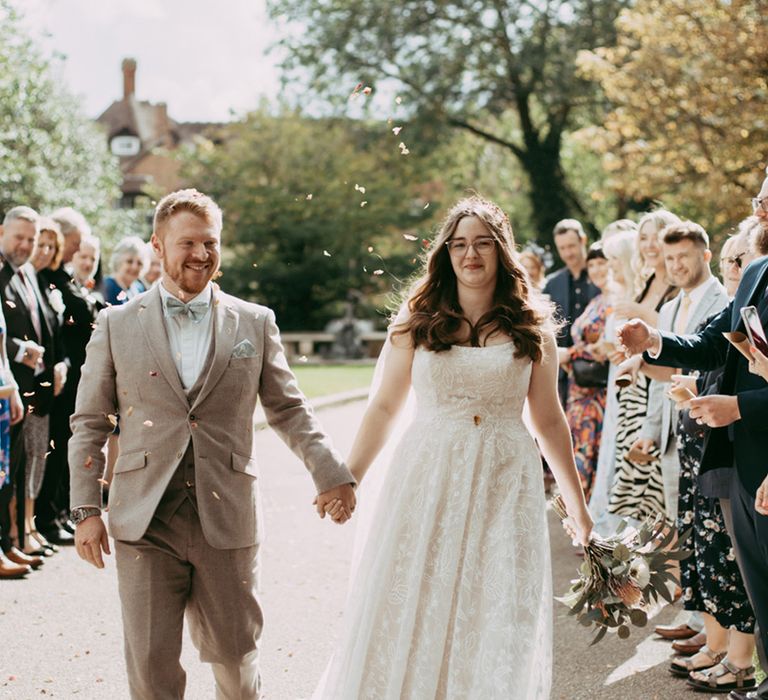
291, 364, 375, 399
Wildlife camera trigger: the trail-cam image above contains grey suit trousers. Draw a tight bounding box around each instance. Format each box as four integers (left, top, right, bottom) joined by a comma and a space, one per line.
114, 448, 263, 699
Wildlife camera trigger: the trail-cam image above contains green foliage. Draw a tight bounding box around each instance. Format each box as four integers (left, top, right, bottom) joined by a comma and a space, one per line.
0, 1, 125, 234
180, 108, 445, 329
269, 0, 630, 244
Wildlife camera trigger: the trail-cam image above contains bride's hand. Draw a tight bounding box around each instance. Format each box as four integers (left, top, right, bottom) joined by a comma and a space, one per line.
562, 507, 593, 547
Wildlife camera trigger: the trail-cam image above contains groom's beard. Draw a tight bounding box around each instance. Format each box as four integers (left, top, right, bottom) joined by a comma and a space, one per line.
166, 259, 218, 297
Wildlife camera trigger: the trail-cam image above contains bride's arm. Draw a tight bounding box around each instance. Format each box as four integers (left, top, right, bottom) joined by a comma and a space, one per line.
347, 332, 414, 485
527, 331, 592, 545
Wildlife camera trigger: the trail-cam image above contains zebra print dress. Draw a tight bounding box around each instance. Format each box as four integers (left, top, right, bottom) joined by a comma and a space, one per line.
607, 373, 665, 520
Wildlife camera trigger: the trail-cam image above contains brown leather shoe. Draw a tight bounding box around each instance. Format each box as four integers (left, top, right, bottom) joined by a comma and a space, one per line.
0, 552, 31, 579
672, 631, 707, 655
654, 623, 699, 640
5, 547, 43, 570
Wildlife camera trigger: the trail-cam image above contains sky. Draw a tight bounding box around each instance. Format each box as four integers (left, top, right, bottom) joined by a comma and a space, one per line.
21, 0, 285, 122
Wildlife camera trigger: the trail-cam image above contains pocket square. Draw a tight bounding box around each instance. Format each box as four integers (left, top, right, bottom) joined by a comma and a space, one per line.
231, 339, 258, 359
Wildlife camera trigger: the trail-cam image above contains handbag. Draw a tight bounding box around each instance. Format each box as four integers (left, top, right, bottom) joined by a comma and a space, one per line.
571, 357, 609, 389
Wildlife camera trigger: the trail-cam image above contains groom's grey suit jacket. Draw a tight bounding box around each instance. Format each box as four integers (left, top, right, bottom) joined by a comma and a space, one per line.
69, 284, 354, 549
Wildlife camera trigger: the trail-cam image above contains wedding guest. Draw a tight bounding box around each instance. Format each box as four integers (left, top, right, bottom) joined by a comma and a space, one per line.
589, 226, 639, 530
103, 236, 147, 305
138, 243, 162, 289
667, 230, 756, 693
519, 249, 546, 290
600, 218, 637, 242
37, 208, 95, 544
606, 210, 679, 522
618, 174, 768, 700
0, 206, 65, 557
563, 243, 610, 499
21, 218, 67, 556
0, 292, 30, 578
544, 218, 600, 406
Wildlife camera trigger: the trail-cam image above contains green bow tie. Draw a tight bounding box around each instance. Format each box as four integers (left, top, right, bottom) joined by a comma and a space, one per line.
165, 297, 208, 322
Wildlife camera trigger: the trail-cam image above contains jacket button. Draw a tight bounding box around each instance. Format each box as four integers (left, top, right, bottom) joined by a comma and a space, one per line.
189, 414, 197, 421
473, 415, 481, 425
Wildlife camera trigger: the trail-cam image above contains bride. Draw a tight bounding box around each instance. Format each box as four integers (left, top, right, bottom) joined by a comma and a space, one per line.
317, 196, 592, 699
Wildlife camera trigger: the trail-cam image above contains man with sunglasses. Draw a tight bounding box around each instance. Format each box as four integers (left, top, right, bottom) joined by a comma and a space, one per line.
619, 174, 768, 700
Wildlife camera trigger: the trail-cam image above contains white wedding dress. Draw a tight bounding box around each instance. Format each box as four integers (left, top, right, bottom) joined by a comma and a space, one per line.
314, 343, 553, 699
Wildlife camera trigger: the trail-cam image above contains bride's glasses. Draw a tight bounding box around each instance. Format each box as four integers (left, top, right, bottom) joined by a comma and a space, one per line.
445, 237, 497, 255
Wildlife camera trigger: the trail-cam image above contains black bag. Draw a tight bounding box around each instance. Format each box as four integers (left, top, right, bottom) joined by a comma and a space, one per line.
571, 358, 609, 389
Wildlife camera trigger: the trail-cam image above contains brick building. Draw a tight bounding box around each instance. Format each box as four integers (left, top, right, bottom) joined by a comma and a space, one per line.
96, 58, 221, 207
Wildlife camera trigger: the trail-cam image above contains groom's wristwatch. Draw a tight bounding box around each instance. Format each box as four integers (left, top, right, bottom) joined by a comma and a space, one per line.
70, 507, 102, 525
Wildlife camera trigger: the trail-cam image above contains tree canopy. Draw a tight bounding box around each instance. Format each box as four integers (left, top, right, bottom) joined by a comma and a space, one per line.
269, 0, 630, 245
0, 1, 123, 230
576, 0, 768, 230
181, 108, 446, 329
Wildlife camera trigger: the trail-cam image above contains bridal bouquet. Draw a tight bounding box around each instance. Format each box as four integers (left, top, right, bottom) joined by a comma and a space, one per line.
552, 495, 691, 645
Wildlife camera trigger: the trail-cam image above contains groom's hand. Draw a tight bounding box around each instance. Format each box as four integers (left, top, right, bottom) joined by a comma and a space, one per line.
75, 515, 111, 569
315, 484, 356, 524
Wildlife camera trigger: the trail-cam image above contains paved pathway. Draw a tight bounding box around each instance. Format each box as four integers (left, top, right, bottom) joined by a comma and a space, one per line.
0, 400, 698, 699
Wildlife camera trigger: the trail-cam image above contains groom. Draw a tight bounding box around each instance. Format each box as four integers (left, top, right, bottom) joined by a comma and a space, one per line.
69, 189, 356, 699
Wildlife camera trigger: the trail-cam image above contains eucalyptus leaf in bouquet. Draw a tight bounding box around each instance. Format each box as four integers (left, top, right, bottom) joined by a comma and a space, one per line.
552, 495, 692, 645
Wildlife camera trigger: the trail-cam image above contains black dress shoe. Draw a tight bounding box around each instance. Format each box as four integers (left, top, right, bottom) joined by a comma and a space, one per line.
39, 526, 74, 545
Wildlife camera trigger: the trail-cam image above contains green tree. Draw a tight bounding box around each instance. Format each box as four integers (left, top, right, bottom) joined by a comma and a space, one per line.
269, 0, 629, 245
181, 108, 443, 329
576, 0, 768, 230
0, 1, 123, 231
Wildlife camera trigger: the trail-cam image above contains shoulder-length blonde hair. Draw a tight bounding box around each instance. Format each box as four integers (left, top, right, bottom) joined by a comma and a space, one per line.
392, 196, 556, 362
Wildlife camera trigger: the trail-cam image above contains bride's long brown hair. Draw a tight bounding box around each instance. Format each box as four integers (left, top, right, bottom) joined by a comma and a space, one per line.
393, 196, 557, 362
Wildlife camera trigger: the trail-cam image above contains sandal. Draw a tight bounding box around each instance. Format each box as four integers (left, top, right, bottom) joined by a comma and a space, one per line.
686, 659, 756, 693
669, 646, 726, 678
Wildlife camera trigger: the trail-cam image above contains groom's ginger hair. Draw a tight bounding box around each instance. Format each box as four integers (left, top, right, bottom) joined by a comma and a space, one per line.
153, 189, 223, 238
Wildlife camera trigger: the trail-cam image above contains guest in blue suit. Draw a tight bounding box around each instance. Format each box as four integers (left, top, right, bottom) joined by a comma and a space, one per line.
618, 174, 768, 700
543, 219, 600, 406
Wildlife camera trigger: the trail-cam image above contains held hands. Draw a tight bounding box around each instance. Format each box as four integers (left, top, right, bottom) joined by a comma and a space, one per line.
314, 483, 356, 524
75, 515, 111, 569
629, 437, 655, 455
21, 341, 44, 370
688, 394, 741, 428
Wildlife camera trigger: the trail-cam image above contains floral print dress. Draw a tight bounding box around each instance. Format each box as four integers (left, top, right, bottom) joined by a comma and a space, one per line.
566, 294, 608, 500
676, 368, 755, 632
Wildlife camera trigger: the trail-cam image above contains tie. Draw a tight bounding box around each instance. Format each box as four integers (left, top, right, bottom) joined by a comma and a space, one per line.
18, 268, 42, 340
165, 297, 208, 322
675, 293, 692, 335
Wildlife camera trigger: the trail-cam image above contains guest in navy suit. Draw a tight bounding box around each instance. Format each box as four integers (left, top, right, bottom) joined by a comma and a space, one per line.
543, 219, 600, 406
618, 174, 768, 700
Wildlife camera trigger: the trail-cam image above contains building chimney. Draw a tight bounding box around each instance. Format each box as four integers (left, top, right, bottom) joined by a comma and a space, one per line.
122, 58, 137, 99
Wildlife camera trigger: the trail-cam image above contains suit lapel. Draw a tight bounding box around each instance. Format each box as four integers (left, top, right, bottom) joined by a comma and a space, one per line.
137, 286, 188, 407
733, 261, 768, 330
190, 289, 237, 411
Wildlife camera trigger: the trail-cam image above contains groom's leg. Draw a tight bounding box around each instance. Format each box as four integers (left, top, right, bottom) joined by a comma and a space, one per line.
186, 510, 263, 699
114, 510, 193, 700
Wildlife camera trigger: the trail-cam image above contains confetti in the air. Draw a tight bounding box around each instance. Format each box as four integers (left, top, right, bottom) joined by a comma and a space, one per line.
354, 184, 366, 194
149, 371, 158, 377
306, 193, 313, 200
212, 491, 221, 500
398, 142, 410, 155
392, 126, 403, 135
360, 201, 368, 207
362, 86, 372, 95
84, 456, 93, 469
395, 96, 402, 104
424, 202, 430, 210
367, 246, 374, 253
126, 406, 134, 417
403, 234, 418, 241
143, 420, 154, 428
373, 269, 384, 276
323, 250, 332, 257
107, 414, 118, 427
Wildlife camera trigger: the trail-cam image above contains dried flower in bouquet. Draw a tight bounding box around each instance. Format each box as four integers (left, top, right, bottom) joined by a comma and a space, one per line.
552, 494, 691, 645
